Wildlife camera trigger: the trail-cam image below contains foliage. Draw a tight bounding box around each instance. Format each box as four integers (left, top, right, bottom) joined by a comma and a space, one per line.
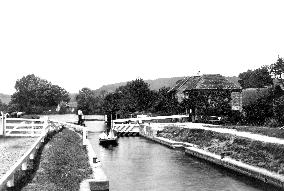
150, 87, 181, 115
238, 66, 273, 88
270, 57, 284, 84
241, 85, 284, 126
242, 88, 270, 106
263, 118, 280, 128
0, 99, 8, 112
102, 78, 156, 118
181, 90, 232, 117
10, 74, 70, 114
273, 95, 284, 125
58, 101, 69, 114
76, 88, 104, 114
242, 90, 273, 125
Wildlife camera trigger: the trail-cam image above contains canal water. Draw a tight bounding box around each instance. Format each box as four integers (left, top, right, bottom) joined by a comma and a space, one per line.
47, 115, 280, 191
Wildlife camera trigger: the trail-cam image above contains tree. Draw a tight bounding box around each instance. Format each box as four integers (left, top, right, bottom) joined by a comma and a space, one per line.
10, 74, 70, 114
243, 90, 274, 125
0, 99, 8, 112
117, 78, 154, 116
270, 56, 284, 84
101, 78, 156, 118
151, 87, 181, 115
238, 66, 273, 89
76, 88, 104, 115
182, 90, 232, 119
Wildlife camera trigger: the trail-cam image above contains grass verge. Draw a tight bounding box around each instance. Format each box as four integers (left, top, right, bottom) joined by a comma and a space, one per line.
8, 128, 92, 191
158, 126, 284, 175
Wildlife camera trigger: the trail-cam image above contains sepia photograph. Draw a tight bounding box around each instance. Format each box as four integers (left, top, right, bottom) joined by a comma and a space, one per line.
1, 0, 284, 190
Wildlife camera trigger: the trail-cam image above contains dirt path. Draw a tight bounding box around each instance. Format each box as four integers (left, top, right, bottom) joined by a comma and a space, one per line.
0, 137, 37, 179
182, 123, 284, 145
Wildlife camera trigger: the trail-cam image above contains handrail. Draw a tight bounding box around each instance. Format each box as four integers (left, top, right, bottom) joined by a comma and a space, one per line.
6, 118, 46, 122
113, 114, 189, 123
4, 117, 48, 137
0, 125, 52, 190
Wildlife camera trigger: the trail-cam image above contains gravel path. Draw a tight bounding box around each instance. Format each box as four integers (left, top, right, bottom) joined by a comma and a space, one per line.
179, 122, 284, 145
0, 137, 37, 179
150, 122, 284, 145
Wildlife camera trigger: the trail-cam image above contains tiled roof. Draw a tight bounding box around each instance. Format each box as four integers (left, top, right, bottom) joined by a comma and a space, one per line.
170, 74, 241, 92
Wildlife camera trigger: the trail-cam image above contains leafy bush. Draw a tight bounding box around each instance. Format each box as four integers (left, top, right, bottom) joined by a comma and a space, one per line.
242, 95, 273, 125
263, 118, 280, 128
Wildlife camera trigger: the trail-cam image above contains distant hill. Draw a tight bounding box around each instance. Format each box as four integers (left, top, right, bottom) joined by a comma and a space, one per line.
95, 77, 185, 93
0, 93, 11, 104
94, 76, 240, 93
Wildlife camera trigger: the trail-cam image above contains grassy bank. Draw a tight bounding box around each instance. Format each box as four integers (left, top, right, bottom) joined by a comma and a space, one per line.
158, 126, 284, 175
16, 128, 92, 191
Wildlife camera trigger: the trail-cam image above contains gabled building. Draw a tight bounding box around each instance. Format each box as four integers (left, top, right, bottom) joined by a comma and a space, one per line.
169, 74, 242, 121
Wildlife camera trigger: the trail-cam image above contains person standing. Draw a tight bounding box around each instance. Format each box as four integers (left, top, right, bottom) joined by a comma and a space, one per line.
77, 109, 84, 125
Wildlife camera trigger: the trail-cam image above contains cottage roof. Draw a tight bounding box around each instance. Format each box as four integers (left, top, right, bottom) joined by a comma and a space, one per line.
170, 74, 241, 92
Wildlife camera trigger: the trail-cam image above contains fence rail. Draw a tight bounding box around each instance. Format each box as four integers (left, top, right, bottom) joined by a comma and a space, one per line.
2, 117, 48, 137
0, 121, 63, 190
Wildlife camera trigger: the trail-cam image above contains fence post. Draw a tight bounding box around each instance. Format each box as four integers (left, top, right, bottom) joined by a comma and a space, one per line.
3, 113, 6, 136
43, 116, 49, 135
83, 127, 87, 146
0, 111, 3, 136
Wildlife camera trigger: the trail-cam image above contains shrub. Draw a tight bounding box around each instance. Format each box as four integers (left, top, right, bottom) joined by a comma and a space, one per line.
264, 118, 280, 128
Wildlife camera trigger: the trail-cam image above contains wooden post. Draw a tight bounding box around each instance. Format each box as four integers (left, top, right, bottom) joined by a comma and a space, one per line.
0, 111, 3, 136
7, 175, 14, 187
83, 128, 87, 146
43, 116, 48, 134
29, 153, 35, 160
22, 161, 27, 170
3, 113, 6, 136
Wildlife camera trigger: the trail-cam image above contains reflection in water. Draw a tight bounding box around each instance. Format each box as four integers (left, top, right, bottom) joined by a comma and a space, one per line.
99, 142, 119, 149
47, 116, 281, 191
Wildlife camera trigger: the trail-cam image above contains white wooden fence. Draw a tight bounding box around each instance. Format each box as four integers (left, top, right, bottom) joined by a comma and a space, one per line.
1, 116, 48, 137
0, 120, 63, 190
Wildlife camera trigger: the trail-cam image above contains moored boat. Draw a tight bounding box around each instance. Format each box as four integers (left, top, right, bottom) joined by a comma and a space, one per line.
99, 129, 118, 145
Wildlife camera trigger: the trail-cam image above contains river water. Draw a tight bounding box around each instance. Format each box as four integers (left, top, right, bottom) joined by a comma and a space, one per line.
48, 115, 280, 191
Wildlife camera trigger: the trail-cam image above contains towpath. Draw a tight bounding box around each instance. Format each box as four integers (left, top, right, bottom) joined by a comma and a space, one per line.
0, 137, 37, 179
152, 122, 284, 145
183, 123, 284, 145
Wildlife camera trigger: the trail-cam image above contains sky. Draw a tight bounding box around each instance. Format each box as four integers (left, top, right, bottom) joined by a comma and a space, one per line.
1, 0, 284, 95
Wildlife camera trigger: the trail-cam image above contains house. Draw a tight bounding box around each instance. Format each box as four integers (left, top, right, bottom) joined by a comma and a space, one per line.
169, 74, 242, 121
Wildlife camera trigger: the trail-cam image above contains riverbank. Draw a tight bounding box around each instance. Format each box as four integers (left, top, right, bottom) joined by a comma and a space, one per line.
158, 126, 284, 174
140, 125, 284, 189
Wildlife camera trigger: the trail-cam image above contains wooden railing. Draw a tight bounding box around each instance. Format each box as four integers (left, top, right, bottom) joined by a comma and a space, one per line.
3, 117, 48, 137
0, 118, 89, 190
0, 122, 62, 190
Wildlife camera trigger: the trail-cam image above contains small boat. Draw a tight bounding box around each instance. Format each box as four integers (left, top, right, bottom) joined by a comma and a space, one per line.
99, 129, 118, 145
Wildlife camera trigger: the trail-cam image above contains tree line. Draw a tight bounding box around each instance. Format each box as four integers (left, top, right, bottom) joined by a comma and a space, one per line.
76, 78, 182, 118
